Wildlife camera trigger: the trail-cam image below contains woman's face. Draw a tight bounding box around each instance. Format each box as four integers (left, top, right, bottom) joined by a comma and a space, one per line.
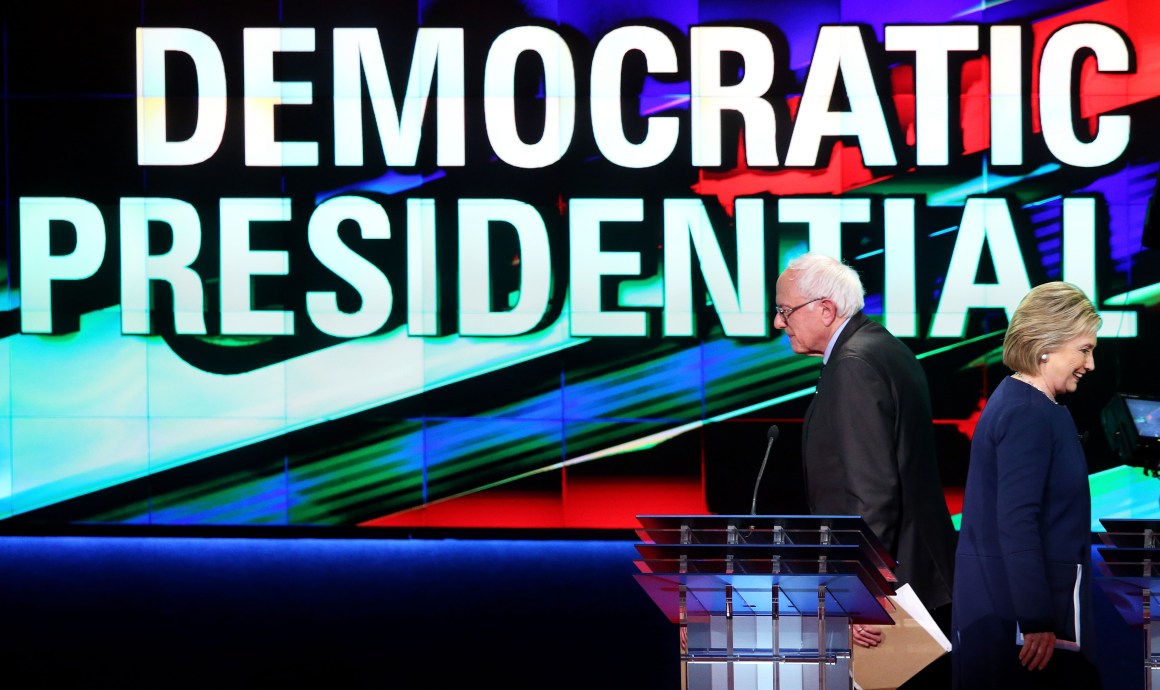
1039, 331, 1096, 398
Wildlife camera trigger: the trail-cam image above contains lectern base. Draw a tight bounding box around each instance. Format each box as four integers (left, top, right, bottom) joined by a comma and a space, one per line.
684, 614, 852, 690
687, 657, 851, 690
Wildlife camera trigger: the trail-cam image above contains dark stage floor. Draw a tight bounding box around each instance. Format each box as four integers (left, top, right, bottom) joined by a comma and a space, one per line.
0, 530, 1144, 689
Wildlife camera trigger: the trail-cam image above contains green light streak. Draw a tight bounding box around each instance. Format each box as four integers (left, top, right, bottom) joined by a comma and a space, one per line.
928, 163, 1059, 207
916, 330, 1003, 360
1103, 283, 1160, 307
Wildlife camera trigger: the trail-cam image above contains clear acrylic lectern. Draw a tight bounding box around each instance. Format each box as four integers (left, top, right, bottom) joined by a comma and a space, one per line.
1097, 517, 1160, 689
634, 515, 899, 690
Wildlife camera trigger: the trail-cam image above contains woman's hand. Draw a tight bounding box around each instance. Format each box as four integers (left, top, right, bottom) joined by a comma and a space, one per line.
1019, 631, 1057, 670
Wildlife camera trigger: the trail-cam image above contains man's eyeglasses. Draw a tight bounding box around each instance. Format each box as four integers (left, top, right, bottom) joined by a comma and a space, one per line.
774, 297, 823, 320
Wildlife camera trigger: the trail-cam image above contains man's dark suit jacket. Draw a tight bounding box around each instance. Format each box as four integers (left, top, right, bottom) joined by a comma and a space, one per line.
802, 311, 956, 610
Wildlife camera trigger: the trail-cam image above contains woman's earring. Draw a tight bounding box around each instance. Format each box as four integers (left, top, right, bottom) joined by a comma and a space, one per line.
1040, 353, 1048, 362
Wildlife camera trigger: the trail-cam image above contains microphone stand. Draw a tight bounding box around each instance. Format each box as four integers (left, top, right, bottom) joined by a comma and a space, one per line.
750, 425, 779, 516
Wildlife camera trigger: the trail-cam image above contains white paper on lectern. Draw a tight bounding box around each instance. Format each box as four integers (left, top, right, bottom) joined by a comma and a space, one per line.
892, 583, 952, 652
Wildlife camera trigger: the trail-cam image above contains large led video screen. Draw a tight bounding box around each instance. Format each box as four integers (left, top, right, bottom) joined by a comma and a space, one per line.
3, 0, 1159, 528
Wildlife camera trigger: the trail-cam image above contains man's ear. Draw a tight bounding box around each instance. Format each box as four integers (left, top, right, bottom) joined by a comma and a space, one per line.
819, 299, 839, 327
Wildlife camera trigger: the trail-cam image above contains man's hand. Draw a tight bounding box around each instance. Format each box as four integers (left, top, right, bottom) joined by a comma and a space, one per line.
852, 623, 884, 647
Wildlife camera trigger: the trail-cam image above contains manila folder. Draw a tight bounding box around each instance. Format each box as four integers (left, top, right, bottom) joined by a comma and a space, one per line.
852, 584, 951, 690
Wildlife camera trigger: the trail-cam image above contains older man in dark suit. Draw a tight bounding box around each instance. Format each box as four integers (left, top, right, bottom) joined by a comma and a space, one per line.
774, 252, 957, 689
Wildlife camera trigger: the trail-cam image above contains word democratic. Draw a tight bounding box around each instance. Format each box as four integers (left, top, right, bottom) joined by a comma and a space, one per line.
135, 23, 1128, 169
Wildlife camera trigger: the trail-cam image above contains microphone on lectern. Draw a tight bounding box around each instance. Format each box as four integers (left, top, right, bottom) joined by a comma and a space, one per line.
749, 425, 780, 516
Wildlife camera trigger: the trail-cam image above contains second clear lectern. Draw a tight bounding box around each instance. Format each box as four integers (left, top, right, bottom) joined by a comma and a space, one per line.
1096, 518, 1160, 689
634, 515, 898, 690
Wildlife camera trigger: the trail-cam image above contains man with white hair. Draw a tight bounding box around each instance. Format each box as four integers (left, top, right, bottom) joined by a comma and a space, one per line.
774, 252, 957, 688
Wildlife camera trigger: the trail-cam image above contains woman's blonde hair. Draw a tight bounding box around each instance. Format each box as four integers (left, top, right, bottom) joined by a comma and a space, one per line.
1002, 281, 1101, 374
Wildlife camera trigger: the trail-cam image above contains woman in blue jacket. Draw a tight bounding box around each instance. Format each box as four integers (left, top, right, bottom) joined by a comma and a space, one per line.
952, 282, 1103, 690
